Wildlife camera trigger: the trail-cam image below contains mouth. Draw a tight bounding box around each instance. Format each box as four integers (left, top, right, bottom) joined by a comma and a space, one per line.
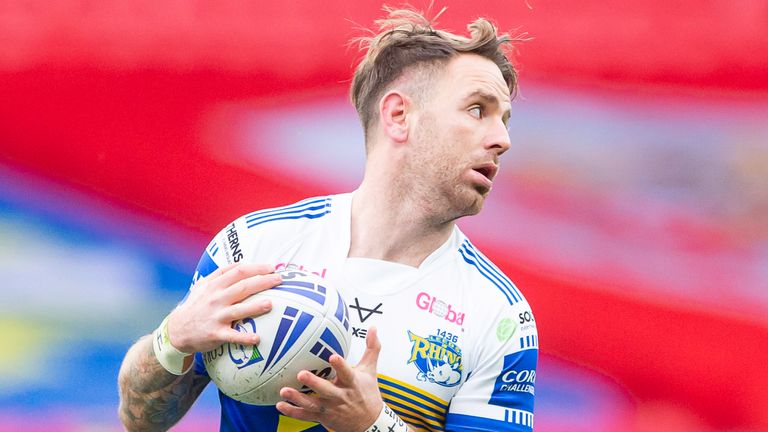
472, 163, 498, 182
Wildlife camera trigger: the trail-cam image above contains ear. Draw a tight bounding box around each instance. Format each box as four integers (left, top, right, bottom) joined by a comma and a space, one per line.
378, 90, 410, 143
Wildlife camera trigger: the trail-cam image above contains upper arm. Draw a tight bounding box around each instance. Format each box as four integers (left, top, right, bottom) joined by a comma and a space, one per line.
445, 307, 539, 431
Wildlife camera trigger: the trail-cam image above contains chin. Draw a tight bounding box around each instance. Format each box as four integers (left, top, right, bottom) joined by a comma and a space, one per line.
455, 193, 486, 218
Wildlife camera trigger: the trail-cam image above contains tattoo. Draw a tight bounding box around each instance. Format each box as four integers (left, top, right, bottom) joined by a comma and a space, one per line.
118, 335, 210, 431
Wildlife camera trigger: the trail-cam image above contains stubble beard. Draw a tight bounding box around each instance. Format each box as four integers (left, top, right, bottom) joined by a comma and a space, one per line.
404, 149, 486, 225
406, 114, 487, 224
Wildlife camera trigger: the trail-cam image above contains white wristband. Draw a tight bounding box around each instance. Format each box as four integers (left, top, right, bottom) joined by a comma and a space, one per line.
364, 403, 409, 432
152, 316, 193, 375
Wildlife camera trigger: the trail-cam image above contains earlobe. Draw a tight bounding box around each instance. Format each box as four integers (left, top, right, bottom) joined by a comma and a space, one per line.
379, 91, 409, 143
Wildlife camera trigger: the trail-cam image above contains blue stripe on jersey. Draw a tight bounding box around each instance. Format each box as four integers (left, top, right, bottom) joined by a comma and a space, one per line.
377, 376, 449, 414
244, 197, 331, 228
244, 196, 327, 220
246, 202, 327, 224
446, 411, 533, 431
246, 207, 331, 228
458, 240, 522, 305
207, 239, 219, 257
378, 391, 446, 426
462, 241, 522, 302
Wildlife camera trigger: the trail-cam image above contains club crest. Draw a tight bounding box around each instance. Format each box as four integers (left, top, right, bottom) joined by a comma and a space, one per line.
407, 331, 463, 387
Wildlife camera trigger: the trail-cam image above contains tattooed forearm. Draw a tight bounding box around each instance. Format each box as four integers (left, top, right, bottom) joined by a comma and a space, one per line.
118, 335, 210, 431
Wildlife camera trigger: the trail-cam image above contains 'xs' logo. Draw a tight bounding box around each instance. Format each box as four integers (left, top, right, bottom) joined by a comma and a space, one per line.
350, 297, 383, 323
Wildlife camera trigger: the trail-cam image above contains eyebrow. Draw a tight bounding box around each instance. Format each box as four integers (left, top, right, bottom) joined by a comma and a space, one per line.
464, 89, 503, 104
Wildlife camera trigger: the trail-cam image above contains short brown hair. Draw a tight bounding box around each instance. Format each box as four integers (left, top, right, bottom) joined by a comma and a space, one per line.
350, 6, 521, 141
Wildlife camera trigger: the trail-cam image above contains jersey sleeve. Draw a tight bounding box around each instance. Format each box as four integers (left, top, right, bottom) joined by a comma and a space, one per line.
187, 216, 257, 376
445, 304, 538, 431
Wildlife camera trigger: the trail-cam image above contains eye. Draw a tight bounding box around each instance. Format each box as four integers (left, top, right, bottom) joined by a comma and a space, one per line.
468, 105, 483, 119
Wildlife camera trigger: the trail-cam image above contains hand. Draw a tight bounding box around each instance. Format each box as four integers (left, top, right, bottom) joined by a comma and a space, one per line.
165, 263, 282, 353
276, 327, 384, 432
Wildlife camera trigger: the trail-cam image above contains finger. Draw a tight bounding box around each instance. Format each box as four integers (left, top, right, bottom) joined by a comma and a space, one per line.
190, 263, 238, 292
223, 297, 272, 322
223, 272, 282, 303
212, 262, 240, 278
211, 263, 278, 292
296, 369, 338, 397
275, 401, 315, 422
279, 387, 322, 411
222, 327, 261, 346
329, 353, 355, 387
356, 326, 382, 372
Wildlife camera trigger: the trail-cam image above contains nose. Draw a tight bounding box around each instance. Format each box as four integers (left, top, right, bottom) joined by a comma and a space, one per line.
486, 118, 511, 156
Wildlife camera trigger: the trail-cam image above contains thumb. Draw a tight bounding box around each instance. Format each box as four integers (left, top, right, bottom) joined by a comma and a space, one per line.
357, 326, 381, 372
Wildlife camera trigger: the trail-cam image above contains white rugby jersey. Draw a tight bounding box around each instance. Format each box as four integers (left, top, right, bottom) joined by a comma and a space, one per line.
190, 193, 538, 431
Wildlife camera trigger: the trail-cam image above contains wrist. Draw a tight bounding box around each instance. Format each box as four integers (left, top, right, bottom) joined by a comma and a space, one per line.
363, 403, 408, 432
152, 315, 194, 375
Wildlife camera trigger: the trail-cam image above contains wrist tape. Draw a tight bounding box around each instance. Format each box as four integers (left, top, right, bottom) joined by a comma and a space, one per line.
364, 403, 408, 432
152, 316, 193, 375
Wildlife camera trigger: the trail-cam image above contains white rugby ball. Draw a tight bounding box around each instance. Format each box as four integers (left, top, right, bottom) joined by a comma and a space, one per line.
203, 269, 351, 405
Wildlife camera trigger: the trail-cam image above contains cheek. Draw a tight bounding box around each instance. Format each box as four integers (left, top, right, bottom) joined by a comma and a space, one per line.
445, 126, 476, 160
414, 116, 472, 176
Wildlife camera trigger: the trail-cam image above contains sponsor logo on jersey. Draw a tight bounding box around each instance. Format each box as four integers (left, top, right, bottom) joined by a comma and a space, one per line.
407, 330, 463, 387
226, 317, 264, 369
490, 350, 538, 412
275, 262, 327, 279
350, 297, 383, 323
225, 223, 243, 263
496, 317, 517, 342
350, 298, 381, 338
519, 309, 536, 331
415, 292, 465, 325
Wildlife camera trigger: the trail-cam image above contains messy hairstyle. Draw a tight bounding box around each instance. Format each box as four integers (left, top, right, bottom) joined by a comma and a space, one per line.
350, 6, 521, 144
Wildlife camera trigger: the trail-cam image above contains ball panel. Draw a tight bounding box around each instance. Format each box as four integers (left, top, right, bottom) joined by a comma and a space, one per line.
203, 269, 351, 405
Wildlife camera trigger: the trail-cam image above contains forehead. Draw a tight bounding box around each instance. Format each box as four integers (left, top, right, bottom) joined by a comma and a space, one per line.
439, 54, 510, 103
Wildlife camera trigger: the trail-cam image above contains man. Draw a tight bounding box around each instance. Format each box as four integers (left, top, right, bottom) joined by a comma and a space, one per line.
118, 7, 538, 432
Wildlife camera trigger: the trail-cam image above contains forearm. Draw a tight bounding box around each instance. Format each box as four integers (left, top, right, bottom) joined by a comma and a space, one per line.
118, 334, 209, 431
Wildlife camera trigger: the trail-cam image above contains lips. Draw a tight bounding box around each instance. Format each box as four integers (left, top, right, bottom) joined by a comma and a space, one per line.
472, 162, 498, 182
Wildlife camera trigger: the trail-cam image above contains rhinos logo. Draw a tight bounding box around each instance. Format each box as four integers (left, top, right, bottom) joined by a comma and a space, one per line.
407, 331, 463, 387
228, 317, 264, 369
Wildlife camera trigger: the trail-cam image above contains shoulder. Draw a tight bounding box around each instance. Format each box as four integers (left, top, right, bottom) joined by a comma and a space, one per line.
227, 194, 335, 243
451, 232, 528, 309
195, 194, 346, 276
238, 195, 336, 230
451, 232, 539, 352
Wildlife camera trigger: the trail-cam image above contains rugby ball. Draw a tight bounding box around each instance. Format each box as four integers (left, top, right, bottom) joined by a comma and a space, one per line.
203, 269, 351, 405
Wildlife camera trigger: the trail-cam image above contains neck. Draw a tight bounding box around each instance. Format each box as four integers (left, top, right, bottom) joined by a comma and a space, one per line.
348, 178, 456, 268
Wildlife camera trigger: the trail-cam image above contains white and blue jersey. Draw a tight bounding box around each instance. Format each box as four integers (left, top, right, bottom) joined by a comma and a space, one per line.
190, 193, 538, 431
